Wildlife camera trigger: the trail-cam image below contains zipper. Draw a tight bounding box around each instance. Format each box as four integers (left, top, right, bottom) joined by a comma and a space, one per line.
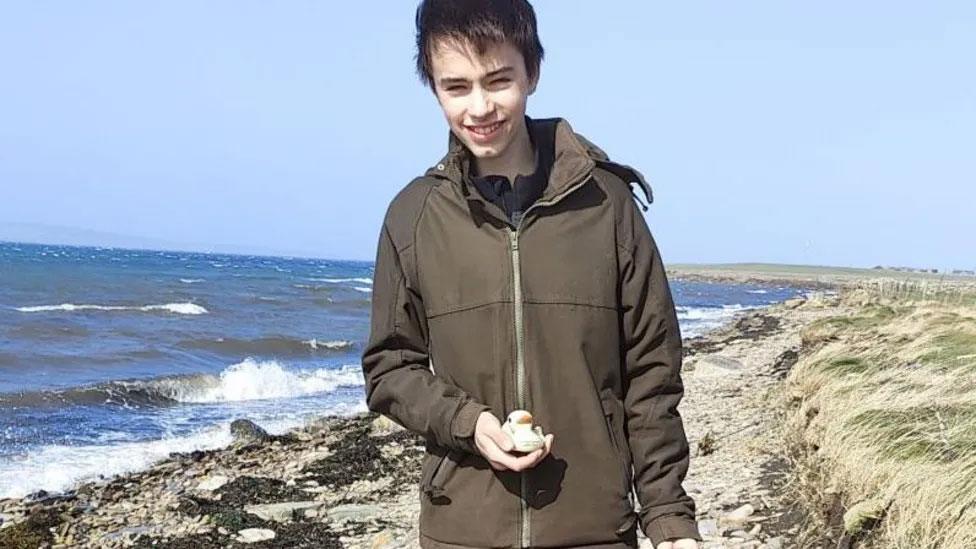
506, 171, 592, 548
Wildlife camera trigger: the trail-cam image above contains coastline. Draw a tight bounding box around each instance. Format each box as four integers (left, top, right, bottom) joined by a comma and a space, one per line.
0, 281, 821, 549
668, 262, 976, 292
12, 265, 948, 547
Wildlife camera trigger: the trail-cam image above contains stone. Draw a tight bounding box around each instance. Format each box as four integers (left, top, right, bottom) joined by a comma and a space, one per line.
369, 414, 405, 436
697, 518, 720, 537
195, 475, 230, 492
843, 498, 887, 534
243, 501, 325, 523
327, 503, 383, 523
236, 528, 276, 543
370, 530, 395, 549
719, 503, 755, 528
693, 355, 746, 378
230, 419, 271, 444
783, 297, 805, 309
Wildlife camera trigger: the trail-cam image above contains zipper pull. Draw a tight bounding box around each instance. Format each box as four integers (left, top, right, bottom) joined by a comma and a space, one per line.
509, 231, 518, 250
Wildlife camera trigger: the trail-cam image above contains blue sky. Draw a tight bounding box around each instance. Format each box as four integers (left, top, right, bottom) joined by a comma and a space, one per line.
1, 2, 973, 270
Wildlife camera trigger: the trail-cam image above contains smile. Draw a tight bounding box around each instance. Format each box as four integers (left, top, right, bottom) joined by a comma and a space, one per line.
466, 120, 505, 142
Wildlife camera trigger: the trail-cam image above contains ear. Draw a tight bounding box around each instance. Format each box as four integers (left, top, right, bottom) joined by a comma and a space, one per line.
527, 71, 540, 95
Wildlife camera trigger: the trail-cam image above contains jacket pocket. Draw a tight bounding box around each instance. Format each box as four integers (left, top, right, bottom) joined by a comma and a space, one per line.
603, 406, 634, 510
420, 449, 460, 501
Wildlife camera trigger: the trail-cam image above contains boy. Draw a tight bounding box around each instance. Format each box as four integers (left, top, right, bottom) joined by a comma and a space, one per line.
361, 1, 701, 547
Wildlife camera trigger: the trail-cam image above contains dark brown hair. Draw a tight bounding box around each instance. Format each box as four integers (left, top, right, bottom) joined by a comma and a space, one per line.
414, 0, 544, 90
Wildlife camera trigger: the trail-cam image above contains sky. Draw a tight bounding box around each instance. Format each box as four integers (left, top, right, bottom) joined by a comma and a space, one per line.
0, 2, 973, 270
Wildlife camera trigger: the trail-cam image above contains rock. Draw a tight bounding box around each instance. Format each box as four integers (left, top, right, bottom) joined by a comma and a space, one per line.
243, 501, 325, 523
370, 529, 395, 549
327, 503, 383, 523
230, 419, 272, 444
697, 518, 719, 537
765, 536, 784, 549
195, 475, 231, 492
369, 414, 405, 436
236, 527, 276, 543
693, 355, 746, 378
719, 503, 755, 528
783, 297, 805, 309
843, 498, 887, 534
305, 416, 336, 435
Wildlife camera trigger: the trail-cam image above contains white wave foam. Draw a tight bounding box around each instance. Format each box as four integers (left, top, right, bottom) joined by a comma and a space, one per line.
151, 359, 364, 403
303, 339, 354, 350
676, 304, 750, 321
15, 302, 209, 315
0, 403, 367, 500
307, 277, 373, 285
677, 304, 759, 338
353, 287, 372, 293
747, 289, 768, 294
179, 278, 205, 284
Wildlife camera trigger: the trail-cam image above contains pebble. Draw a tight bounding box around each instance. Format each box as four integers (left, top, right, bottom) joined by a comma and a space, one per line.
236, 527, 276, 543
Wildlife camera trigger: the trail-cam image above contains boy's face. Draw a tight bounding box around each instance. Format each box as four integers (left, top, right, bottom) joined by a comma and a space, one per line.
428, 38, 538, 160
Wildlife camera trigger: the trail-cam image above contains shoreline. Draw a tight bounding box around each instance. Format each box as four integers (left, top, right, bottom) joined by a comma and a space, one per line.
0, 280, 830, 548
668, 263, 975, 292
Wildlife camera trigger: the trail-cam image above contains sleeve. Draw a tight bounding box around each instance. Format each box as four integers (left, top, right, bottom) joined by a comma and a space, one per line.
360, 219, 492, 455
618, 200, 702, 546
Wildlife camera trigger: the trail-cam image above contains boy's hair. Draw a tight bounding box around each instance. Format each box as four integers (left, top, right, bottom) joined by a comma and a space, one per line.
414, 0, 545, 91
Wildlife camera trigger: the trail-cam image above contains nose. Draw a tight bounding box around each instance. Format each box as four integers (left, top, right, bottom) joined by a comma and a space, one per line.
467, 86, 493, 119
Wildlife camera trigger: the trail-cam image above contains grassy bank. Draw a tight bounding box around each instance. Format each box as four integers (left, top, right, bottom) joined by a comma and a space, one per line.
777, 281, 976, 548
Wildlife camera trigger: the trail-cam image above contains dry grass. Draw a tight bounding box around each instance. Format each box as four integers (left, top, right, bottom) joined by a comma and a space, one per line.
775, 284, 976, 548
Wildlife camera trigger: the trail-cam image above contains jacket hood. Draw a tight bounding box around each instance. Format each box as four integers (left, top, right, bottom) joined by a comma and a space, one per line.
424, 115, 654, 211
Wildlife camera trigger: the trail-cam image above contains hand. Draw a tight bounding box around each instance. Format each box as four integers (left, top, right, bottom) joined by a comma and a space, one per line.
473, 411, 554, 472
655, 539, 699, 549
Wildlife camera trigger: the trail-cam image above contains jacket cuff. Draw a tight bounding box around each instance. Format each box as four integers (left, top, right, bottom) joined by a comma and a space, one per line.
450, 400, 492, 455
642, 513, 702, 548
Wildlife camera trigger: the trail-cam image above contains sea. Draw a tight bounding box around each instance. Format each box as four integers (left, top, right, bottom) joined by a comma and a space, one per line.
0, 241, 809, 500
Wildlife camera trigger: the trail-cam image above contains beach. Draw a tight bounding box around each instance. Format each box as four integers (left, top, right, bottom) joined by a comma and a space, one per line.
3, 261, 973, 548
0, 268, 825, 548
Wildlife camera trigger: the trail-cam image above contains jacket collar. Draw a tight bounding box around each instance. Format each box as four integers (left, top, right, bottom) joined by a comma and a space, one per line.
425, 115, 653, 211
427, 115, 595, 204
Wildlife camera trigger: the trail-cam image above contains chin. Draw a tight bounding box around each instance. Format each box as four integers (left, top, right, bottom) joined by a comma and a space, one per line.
465, 137, 510, 159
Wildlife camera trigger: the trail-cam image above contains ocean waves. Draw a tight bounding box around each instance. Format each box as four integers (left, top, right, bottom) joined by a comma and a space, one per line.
676, 304, 757, 338
0, 359, 365, 410
178, 336, 354, 357
14, 302, 208, 315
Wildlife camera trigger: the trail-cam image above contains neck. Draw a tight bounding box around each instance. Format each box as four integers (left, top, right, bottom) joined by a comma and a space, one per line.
472, 118, 536, 184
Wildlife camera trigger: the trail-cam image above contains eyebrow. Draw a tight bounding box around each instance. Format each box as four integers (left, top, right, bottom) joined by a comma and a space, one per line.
438, 66, 514, 86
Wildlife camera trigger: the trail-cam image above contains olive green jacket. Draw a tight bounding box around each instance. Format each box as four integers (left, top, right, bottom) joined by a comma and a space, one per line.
361, 116, 701, 548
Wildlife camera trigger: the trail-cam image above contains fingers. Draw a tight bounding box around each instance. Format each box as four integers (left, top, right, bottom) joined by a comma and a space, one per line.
481, 442, 529, 471
489, 428, 515, 453
655, 543, 673, 549
496, 435, 555, 472
478, 436, 553, 472
474, 419, 555, 472
521, 434, 554, 469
